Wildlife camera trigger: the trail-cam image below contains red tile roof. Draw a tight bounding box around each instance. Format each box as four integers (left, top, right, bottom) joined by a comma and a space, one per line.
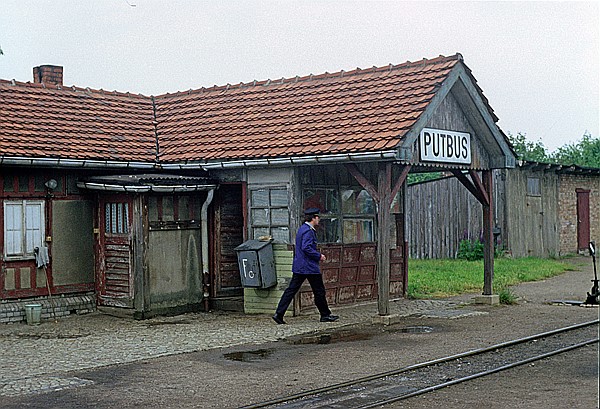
0, 54, 468, 165
0, 81, 157, 162
155, 54, 461, 163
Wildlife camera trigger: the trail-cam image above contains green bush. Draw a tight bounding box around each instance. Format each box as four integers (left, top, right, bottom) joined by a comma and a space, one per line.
457, 239, 484, 261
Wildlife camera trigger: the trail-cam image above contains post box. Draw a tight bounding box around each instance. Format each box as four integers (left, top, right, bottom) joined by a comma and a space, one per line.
234, 240, 277, 288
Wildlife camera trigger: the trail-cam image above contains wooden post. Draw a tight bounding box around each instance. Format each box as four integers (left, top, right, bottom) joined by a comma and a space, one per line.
345, 163, 410, 315
482, 170, 494, 295
132, 195, 149, 315
377, 163, 392, 315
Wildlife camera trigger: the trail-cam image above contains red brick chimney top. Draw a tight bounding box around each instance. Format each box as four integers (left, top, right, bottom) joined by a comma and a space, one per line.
33, 65, 63, 86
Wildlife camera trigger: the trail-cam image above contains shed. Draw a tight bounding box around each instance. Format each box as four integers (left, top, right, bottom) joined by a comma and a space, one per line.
406, 161, 600, 259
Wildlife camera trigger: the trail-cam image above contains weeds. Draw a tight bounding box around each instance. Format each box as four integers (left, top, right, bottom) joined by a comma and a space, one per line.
456, 239, 504, 260
498, 288, 518, 305
456, 239, 484, 261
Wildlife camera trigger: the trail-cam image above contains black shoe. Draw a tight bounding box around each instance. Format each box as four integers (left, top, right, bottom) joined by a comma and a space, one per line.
272, 314, 286, 325
320, 314, 339, 322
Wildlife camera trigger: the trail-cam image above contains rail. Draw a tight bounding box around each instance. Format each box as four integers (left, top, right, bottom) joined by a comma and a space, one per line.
240, 320, 599, 409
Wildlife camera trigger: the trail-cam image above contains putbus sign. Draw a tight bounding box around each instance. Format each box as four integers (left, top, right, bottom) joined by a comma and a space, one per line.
419, 128, 471, 164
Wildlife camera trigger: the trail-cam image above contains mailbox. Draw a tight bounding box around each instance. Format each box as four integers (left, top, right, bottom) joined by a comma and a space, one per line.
234, 240, 277, 288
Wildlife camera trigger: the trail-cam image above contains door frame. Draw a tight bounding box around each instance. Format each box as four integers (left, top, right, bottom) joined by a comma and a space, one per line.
209, 182, 246, 299
576, 189, 591, 252
95, 194, 135, 308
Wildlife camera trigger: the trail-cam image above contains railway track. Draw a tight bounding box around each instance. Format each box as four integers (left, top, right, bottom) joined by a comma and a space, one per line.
240, 320, 599, 409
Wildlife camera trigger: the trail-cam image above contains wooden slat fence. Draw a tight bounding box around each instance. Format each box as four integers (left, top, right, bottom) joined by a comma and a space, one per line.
406, 175, 484, 259
406, 168, 560, 259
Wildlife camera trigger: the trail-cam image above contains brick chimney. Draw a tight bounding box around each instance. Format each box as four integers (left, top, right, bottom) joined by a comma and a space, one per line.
33, 65, 63, 86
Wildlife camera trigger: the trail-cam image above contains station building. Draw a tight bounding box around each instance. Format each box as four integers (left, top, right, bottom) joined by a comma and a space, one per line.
0, 54, 516, 322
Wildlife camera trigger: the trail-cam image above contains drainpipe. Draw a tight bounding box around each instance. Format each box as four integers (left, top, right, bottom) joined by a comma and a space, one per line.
201, 189, 215, 311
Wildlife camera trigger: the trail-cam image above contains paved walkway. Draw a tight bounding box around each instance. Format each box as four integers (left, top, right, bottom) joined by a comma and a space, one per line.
0, 297, 484, 396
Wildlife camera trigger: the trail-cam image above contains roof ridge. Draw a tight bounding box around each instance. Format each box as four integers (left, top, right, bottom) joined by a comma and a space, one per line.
154, 53, 463, 99
1, 53, 462, 101
0, 78, 152, 100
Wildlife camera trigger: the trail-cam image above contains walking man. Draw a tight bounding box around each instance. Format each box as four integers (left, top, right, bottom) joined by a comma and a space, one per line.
273, 208, 339, 324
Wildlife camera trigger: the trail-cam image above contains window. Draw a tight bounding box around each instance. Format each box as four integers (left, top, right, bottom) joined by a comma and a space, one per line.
527, 177, 541, 196
104, 202, 130, 234
250, 188, 290, 243
304, 187, 375, 243
3, 200, 44, 258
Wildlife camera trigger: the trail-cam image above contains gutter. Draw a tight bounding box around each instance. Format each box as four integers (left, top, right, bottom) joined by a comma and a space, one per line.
1, 156, 156, 169
3, 150, 400, 171
201, 189, 216, 311
160, 150, 399, 170
76, 182, 218, 193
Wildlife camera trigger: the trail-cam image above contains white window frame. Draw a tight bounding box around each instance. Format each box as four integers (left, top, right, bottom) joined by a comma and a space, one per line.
3, 200, 45, 260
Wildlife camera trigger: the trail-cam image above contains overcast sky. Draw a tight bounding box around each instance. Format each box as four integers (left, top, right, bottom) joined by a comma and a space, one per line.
1, 1, 598, 151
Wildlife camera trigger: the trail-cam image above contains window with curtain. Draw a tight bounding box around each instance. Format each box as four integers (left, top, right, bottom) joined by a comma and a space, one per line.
3, 200, 45, 258
104, 202, 130, 234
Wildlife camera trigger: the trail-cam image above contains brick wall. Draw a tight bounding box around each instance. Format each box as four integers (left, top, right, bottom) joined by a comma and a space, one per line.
558, 174, 600, 255
0, 293, 95, 324
33, 65, 63, 86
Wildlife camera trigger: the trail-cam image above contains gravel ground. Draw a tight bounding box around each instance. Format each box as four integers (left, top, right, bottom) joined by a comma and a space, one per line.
1, 256, 598, 409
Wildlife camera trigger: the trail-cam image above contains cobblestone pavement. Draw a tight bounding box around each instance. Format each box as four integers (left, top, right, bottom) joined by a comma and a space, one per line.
0, 298, 482, 397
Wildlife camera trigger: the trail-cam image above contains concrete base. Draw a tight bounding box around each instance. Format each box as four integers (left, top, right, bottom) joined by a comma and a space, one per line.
211, 296, 244, 312
97, 306, 135, 319
372, 314, 402, 326
472, 294, 500, 305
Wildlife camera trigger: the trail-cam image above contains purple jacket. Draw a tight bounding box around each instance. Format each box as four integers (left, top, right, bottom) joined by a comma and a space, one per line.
292, 222, 322, 274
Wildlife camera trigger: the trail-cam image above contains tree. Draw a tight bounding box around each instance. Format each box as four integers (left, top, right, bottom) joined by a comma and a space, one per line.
507, 132, 552, 162
407, 172, 443, 185
507, 131, 600, 168
553, 132, 600, 168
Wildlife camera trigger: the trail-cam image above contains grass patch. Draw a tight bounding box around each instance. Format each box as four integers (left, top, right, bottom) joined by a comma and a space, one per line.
407, 258, 569, 299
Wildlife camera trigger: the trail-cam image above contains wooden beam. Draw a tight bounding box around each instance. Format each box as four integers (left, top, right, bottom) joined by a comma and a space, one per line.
345, 164, 380, 203
482, 170, 494, 295
376, 163, 392, 315
468, 170, 490, 207
450, 170, 487, 206
389, 165, 412, 209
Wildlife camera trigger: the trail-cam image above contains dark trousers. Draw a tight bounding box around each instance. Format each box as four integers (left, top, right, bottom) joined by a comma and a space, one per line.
275, 273, 331, 318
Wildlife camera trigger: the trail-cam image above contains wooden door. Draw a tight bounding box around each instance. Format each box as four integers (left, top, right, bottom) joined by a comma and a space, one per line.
97, 195, 134, 307
576, 189, 590, 251
211, 184, 244, 298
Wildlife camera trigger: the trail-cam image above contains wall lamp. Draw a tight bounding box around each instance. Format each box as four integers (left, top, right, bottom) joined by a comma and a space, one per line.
44, 179, 58, 191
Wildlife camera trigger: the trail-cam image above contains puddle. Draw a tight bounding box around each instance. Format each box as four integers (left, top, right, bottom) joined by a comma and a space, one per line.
400, 326, 434, 333
223, 349, 273, 362
290, 330, 373, 345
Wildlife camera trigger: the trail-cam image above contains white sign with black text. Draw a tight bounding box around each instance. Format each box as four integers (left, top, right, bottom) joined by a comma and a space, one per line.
419, 128, 471, 164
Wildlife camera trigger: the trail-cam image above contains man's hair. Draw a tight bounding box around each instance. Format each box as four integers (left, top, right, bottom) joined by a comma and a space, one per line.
304, 214, 317, 223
